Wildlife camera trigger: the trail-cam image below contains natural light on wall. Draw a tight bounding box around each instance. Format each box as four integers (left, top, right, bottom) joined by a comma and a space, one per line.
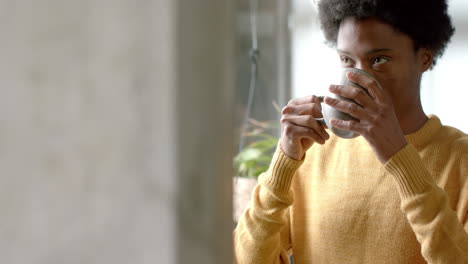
291, 0, 468, 133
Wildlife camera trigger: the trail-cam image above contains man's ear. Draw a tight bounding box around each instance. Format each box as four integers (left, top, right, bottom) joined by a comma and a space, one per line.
418, 48, 433, 72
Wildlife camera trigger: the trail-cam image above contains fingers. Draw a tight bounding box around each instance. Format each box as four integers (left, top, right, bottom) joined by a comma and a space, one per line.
287, 95, 322, 106
328, 84, 376, 111
281, 115, 330, 141
282, 102, 323, 117
324, 96, 369, 120
329, 118, 364, 134
281, 120, 329, 145
280, 94, 330, 154
346, 71, 383, 102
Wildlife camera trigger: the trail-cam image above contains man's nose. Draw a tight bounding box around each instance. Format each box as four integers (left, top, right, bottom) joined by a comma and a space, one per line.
353, 62, 373, 74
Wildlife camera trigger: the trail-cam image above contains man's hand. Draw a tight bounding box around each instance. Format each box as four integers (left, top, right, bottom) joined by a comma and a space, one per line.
280, 95, 330, 160
324, 71, 407, 163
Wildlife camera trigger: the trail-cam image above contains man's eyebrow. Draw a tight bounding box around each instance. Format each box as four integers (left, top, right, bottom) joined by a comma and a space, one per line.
337, 48, 393, 55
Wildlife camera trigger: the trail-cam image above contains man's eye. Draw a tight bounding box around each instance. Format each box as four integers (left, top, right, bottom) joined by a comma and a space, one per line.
373, 57, 389, 65
340, 56, 353, 65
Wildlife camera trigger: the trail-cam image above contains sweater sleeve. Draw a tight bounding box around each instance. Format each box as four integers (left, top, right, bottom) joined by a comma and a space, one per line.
384, 144, 468, 264
234, 146, 303, 264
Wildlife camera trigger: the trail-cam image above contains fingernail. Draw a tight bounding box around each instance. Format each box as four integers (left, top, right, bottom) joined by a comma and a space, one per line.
324, 96, 334, 104
329, 85, 337, 91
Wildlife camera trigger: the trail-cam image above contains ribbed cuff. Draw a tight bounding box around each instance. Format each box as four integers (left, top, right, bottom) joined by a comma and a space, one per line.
384, 144, 434, 199
261, 145, 304, 196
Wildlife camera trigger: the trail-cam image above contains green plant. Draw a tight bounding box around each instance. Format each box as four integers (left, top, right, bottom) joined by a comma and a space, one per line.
233, 119, 279, 179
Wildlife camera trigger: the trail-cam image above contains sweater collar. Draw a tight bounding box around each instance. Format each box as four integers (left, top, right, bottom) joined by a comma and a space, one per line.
405, 114, 442, 148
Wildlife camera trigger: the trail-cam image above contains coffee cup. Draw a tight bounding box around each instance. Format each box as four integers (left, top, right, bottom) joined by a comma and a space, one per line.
314, 68, 382, 139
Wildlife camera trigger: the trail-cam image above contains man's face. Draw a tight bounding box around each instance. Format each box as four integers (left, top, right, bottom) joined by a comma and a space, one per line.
336, 17, 431, 114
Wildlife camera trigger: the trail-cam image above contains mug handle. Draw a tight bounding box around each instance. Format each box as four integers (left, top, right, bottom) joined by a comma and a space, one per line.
314, 96, 326, 126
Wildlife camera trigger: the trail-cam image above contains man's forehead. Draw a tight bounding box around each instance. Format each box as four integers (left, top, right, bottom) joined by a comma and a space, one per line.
336, 17, 409, 53
336, 48, 393, 56
338, 17, 396, 40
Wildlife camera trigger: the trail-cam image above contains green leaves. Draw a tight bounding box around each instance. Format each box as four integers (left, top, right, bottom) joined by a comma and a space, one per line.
234, 105, 280, 179
233, 134, 278, 178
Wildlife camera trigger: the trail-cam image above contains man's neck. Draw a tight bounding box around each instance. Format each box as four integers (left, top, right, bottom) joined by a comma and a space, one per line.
396, 102, 428, 135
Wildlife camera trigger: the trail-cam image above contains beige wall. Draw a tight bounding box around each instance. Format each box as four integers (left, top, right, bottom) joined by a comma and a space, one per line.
0, 0, 234, 263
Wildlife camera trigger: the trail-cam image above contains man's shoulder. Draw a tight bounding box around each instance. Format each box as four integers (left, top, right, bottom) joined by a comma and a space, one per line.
431, 125, 468, 183
435, 125, 468, 152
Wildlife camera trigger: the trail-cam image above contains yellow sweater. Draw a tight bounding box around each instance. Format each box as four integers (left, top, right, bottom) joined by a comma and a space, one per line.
234, 115, 468, 263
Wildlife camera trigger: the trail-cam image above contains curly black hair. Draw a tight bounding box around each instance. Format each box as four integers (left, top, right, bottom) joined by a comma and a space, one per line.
318, 0, 455, 66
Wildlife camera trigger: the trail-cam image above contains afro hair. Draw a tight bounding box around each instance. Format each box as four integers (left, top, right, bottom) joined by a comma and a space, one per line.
318, 0, 455, 66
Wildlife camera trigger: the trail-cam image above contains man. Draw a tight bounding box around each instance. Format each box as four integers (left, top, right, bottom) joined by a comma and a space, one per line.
234, 0, 468, 263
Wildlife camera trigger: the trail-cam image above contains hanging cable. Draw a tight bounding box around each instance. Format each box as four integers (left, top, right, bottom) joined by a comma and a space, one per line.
238, 0, 260, 155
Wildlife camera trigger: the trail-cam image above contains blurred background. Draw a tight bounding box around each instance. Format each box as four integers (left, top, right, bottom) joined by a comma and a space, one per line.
0, 0, 466, 263
1, 0, 234, 263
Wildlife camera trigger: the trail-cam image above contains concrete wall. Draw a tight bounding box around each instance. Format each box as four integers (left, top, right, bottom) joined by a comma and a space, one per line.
0, 0, 234, 263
